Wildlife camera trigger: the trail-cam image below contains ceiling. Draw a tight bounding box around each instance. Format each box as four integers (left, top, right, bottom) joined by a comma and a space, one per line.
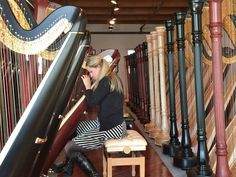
49, 0, 190, 25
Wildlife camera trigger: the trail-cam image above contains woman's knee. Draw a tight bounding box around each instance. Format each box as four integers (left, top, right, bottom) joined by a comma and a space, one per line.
64, 140, 87, 158
64, 141, 77, 157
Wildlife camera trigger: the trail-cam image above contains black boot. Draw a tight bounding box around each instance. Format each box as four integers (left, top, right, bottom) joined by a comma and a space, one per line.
74, 152, 101, 177
62, 158, 74, 177
50, 163, 65, 173
50, 149, 67, 173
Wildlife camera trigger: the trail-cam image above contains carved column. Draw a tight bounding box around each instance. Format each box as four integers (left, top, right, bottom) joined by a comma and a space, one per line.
133, 51, 139, 113
141, 42, 150, 123
155, 26, 169, 145
187, 1, 214, 176
138, 44, 149, 123
144, 35, 156, 132
125, 56, 131, 106
173, 12, 197, 170
129, 54, 136, 110
209, 0, 230, 177
134, 47, 141, 116
149, 31, 162, 138
162, 20, 182, 156
136, 45, 143, 120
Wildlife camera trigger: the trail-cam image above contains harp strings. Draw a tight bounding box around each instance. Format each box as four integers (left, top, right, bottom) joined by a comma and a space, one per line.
0, 0, 58, 150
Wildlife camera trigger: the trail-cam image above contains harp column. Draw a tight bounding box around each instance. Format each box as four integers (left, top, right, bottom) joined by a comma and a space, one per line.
162, 20, 182, 156
187, 0, 214, 176
125, 56, 131, 106
142, 42, 150, 122
209, 0, 231, 177
149, 31, 162, 138
144, 35, 156, 133
138, 43, 149, 124
173, 12, 197, 170
133, 48, 140, 114
130, 54, 136, 110
155, 26, 169, 145
135, 45, 143, 120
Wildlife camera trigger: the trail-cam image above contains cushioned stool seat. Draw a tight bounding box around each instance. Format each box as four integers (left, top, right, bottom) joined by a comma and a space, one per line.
103, 130, 147, 177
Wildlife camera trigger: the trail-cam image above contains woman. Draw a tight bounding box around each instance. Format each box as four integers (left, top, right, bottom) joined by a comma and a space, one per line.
63, 55, 127, 177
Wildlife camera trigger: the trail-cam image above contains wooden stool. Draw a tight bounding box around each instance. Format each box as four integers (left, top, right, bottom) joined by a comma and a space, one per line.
103, 130, 147, 177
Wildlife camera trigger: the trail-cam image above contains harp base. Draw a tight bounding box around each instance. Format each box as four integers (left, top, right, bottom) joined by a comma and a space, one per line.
173, 152, 197, 170
186, 165, 215, 177
162, 141, 182, 157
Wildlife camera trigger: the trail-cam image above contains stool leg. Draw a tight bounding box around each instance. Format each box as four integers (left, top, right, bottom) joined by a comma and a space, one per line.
103, 153, 107, 177
107, 158, 112, 177
132, 165, 136, 176
140, 157, 145, 177
131, 152, 136, 176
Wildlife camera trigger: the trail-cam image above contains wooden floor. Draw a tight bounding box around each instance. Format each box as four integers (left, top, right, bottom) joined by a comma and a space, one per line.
47, 106, 236, 177
49, 124, 173, 177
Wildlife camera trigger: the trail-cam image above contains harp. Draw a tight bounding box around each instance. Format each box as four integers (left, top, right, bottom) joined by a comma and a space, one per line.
0, 1, 90, 177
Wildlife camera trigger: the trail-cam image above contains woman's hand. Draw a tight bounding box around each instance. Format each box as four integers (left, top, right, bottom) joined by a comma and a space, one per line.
81, 75, 91, 90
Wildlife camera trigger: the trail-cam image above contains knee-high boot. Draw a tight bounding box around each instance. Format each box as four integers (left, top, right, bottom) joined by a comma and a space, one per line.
75, 151, 101, 177
63, 158, 74, 177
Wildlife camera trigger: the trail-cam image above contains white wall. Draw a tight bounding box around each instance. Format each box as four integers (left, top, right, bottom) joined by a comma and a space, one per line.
87, 24, 159, 100
90, 33, 146, 100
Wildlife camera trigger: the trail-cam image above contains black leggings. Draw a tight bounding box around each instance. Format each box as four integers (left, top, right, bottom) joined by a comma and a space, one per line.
64, 119, 127, 157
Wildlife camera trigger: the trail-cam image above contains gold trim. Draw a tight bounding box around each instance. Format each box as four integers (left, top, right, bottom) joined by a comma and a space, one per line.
7, 0, 31, 30
35, 136, 48, 144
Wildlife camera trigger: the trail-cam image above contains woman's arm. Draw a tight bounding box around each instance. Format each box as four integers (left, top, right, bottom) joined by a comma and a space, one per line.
83, 77, 110, 106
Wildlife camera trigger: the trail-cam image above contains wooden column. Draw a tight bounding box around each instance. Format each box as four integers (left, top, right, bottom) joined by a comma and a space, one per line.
135, 45, 142, 118
144, 35, 156, 132
136, 44, 149, 124
155, 26, 169, 145
209, 0, 231, 176
141, 42, 150, 123
125, 56, 131, 106
149, 31, 162, 138
128, 54, 137, 111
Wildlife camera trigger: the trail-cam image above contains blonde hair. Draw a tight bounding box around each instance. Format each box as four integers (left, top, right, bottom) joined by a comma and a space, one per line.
85, 55, 123, 93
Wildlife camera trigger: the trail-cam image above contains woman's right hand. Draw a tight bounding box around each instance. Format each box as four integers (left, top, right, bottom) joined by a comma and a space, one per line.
81, 75, 91, 90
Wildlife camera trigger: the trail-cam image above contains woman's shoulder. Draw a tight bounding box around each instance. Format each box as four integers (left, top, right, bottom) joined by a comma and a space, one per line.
100, 76, 110, 82
99, 76, 110, 86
